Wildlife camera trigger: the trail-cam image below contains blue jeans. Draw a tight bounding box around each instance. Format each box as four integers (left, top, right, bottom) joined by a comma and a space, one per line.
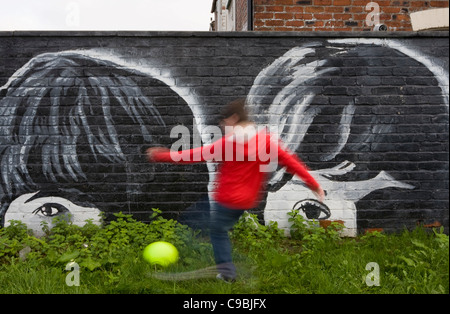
209, 202, 245, 279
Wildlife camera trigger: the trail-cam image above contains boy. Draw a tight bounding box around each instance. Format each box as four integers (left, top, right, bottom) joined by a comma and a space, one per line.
147, 99, 325, 282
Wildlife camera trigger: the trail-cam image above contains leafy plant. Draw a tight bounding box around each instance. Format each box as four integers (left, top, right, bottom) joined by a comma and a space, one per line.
287, 208, 343, 252
231, 212, 284, 251
0, 209, 194, 272
0, 208, 448, 294
382, 228, 449, 294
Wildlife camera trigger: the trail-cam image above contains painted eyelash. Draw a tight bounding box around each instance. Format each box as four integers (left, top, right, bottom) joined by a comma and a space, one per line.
32, 203, 69, 217
292, 199, 331, 220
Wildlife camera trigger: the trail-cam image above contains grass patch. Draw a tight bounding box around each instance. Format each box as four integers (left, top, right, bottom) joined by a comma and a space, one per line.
0, 210, 448, 294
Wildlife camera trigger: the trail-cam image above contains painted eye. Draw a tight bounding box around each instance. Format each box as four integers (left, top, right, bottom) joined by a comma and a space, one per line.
32, 203, 69, 217
292, 199, 331, 220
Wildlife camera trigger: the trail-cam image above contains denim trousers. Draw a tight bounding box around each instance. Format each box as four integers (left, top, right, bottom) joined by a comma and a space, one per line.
209, 202, 245, 278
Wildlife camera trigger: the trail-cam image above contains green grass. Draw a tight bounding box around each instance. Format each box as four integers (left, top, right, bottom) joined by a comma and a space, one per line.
0, 210, 448, 294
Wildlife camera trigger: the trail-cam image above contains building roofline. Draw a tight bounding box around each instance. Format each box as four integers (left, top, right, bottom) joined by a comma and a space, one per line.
0, 30, 448, 38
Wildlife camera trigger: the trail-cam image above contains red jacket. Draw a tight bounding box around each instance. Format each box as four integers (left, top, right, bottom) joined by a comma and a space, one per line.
152, 128, 320, 210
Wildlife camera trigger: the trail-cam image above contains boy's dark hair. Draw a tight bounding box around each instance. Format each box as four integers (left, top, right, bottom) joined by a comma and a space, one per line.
221, 98, 249, 122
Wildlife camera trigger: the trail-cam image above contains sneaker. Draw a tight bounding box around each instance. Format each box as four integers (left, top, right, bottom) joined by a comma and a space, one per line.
216, 273, 236, 283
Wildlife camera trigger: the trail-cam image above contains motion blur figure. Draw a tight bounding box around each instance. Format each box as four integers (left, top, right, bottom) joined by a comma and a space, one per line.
148, 99, 324, 281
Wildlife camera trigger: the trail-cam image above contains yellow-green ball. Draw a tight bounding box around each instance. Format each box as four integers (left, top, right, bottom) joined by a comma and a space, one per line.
143, 241, 179, 267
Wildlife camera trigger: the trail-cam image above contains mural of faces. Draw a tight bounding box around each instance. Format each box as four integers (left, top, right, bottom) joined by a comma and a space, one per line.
0, 38, 448, 235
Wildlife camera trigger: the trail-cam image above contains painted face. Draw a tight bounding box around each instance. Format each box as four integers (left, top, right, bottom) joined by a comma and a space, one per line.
0, 51, 209, 233
248, 40, 448, 235
264, 161, 414, 237
4, 191, 101, 237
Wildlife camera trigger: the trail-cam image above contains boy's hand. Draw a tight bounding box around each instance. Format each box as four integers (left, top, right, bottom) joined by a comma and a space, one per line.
313, 187, 325, 203
146, 147, 169, 162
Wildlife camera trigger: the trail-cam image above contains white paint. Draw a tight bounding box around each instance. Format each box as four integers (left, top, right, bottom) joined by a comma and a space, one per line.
321, 102, 356, 162
410, 8, 449, 31
265, 161, 414, 237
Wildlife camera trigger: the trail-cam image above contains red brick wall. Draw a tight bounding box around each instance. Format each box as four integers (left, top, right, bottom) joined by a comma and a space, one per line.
253, 0, 449, 31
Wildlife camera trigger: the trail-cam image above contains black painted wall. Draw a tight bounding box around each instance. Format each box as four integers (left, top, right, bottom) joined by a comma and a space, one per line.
0, 31, 448, 235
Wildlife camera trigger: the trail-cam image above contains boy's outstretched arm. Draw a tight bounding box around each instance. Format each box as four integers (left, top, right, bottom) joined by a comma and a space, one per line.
147, 147, 171, 162
147, 136, 226, 164
275, 141, 325, 203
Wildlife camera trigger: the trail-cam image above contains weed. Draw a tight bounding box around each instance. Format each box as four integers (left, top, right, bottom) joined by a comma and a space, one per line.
0, 208, 448, 294
231, 212, 284, 251
287, 208, 343, 252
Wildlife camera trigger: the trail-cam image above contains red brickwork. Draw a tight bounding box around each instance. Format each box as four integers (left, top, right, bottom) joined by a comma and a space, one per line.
252, 0, 449, 31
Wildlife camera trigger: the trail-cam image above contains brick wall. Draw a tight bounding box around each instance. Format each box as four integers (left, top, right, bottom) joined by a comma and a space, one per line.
253, 0, 450, 31
0, 31, 448, 236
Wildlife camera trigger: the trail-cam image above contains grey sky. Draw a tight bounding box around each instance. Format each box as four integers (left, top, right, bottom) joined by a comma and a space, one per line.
0, 0, 214, 31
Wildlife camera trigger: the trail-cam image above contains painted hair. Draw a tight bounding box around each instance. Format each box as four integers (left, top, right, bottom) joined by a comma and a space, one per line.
247, 41, 448, 228
248, 41, 448, 182
0, 52, 208, 223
